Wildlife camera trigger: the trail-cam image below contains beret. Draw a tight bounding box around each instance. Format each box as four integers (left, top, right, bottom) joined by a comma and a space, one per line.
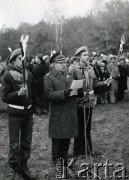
75, 46, 88, 56
9, 48, 21, 62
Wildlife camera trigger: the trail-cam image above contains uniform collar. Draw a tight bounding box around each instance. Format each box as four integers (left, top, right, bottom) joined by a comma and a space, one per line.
77, 62, 92, 70
51, 69, 70, 83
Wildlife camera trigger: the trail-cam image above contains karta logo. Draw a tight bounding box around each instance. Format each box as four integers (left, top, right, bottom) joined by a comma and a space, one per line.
56, 158, 128, 179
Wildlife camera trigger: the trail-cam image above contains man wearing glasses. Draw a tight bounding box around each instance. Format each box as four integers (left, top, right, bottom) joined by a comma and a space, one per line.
44, 51, 78, 166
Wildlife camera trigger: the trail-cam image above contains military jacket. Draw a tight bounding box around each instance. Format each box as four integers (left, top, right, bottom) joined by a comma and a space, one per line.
44, 69, 78, 139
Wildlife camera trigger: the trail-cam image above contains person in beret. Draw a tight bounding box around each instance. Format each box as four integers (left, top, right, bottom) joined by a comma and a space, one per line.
44, 51, 78, 166
73, 46, 112, 158
1, 48, 36, 180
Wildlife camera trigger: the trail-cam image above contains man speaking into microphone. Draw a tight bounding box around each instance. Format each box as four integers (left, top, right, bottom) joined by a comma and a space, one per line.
73, 46, 112, 158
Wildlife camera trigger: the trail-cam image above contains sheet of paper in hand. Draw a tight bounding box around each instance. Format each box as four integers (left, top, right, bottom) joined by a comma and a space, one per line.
70, 80, 83, 96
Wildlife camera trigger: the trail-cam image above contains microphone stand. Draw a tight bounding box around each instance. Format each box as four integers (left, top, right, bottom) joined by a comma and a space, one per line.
82, 68, 88, 162
81, 65, 101, 179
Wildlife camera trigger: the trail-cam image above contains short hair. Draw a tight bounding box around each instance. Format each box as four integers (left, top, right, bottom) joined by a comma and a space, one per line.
36, 54, 44, 64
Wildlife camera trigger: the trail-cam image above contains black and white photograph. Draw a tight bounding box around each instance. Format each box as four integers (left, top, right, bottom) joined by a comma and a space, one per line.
0, 0, 129, 179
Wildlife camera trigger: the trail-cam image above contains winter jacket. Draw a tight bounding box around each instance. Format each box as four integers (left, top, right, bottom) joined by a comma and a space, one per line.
1, 65, 36, 116
32, 63, 48, 94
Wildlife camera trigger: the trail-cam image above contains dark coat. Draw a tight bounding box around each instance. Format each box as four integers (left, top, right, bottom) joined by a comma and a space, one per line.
1, 65, 36, 116
92, 65, 101, 80
127, 64, 129, 77
118, 65, 127, 90
32, 63, 48, 93
26, 62, 34, 73
98, 69, 110, 92
99, 69, 110, 81
44, 70, 78, 139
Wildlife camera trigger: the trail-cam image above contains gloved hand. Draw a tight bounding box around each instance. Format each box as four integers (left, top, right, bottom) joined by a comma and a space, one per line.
64, 89, 72, 97
78, 88, 83, 94
78, 88, 84, 98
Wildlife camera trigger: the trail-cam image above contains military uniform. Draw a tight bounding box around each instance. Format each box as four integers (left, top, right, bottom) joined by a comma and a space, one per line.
44, 52, 78, 163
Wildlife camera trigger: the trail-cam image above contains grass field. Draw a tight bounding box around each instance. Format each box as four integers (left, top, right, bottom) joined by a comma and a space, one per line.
0, 94, 129, 180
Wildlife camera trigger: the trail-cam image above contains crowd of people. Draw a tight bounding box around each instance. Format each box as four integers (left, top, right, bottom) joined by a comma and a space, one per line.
1, 52, 129, 114
24, 52, 129, 108
22, 52, 129, 109
0, 48, 129, 180
68, 54, 129, 104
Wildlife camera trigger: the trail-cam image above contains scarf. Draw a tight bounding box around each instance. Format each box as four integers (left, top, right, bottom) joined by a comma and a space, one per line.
8, 66, 28, 83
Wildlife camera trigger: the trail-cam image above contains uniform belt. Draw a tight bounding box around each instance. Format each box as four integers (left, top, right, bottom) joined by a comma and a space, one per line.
9, 104, 32, 110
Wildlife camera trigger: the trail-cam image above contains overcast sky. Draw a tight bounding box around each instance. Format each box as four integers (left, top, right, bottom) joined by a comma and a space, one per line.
0, 0, 107, 29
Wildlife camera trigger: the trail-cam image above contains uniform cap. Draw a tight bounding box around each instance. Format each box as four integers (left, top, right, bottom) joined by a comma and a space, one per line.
75, 46, 88, 56
50, 51, 66, 64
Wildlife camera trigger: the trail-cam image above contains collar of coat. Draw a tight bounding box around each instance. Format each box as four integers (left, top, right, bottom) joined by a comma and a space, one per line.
7, 65, 28, 82
51, 69, 71, 83
76, 63, 95, 79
